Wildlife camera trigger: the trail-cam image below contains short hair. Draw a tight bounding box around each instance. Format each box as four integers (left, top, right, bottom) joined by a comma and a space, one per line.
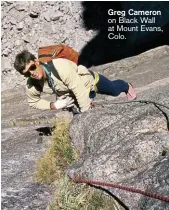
14, 50, 36, 74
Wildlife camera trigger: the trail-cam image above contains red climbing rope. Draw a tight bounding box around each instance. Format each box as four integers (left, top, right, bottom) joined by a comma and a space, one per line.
56, 150, 169, 203
73, 178, 169, 203
55, 150, 69, 167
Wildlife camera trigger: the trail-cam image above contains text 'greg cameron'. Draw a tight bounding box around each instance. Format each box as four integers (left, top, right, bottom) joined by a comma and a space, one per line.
108, 9, 162, 17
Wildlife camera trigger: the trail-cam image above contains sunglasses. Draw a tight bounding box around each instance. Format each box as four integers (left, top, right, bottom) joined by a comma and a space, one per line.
29, 64, 36, 71
23, 63, 37, 77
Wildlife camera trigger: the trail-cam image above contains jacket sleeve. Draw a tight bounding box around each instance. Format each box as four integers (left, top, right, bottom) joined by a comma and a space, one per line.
53, 59, 90, 112
26, 79, 51, 110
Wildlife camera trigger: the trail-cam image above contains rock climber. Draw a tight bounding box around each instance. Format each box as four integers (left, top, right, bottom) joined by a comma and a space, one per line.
14, 50, 136, 112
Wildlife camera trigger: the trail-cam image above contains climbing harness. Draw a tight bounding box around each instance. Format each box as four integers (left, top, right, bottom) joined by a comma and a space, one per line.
89, 70, 99, 92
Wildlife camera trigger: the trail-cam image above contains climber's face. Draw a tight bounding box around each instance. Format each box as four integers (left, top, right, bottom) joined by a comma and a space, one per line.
23, 60, 45, 80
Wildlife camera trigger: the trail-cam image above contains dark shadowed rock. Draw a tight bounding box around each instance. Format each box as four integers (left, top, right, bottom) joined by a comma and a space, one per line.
67, 46, 169, 210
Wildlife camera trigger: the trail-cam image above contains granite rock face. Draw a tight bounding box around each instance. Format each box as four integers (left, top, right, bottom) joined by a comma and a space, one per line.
2, 1, 169, 209
1, 87, 73, 210
68, 46, 169, 210
1, 40, 169, 209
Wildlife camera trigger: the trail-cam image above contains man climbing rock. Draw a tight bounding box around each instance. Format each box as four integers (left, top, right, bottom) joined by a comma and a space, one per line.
14, 50, 136, 113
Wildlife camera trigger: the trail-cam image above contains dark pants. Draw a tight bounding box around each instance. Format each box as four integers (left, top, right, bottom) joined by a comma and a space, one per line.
96, 74, 129, 96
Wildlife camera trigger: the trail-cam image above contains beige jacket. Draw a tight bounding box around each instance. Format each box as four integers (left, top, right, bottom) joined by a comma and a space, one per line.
26, 58, 94, 112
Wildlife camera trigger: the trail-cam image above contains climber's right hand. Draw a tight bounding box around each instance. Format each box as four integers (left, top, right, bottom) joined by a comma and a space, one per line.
50, 95, 74, 110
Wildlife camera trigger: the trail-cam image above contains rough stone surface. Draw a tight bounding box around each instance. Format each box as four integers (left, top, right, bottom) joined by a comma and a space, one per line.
2, 45, 169, 210
67, 46, 169, 210
1, 1, 96, 91
1, 87, 73, 210
1, 1, 169, 209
